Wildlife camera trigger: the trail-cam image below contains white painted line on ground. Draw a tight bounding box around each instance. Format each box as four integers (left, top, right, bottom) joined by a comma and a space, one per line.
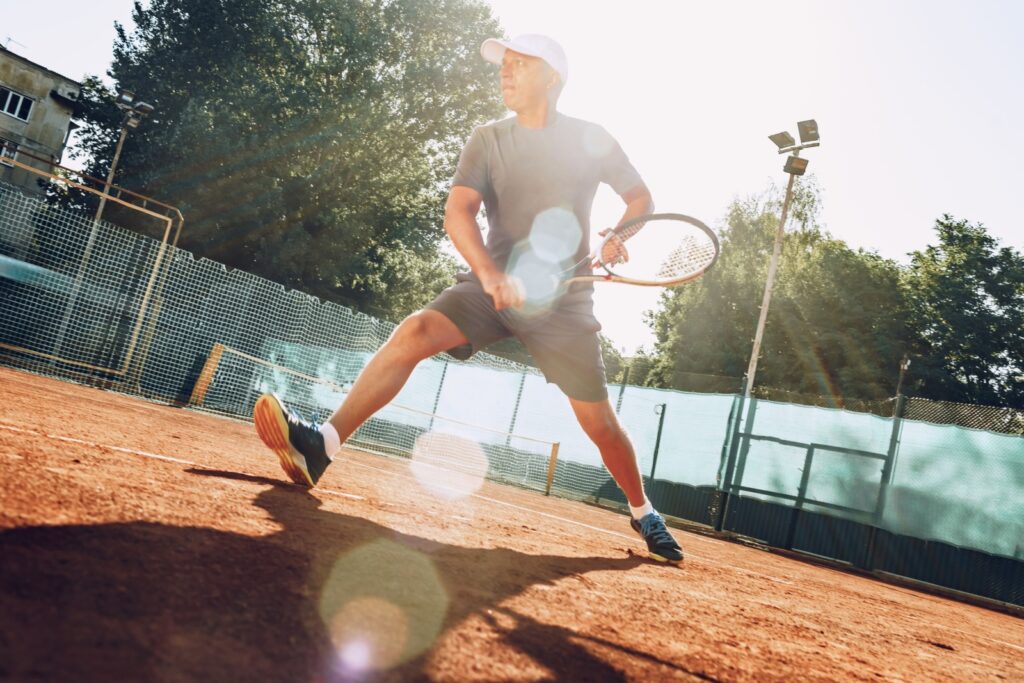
343, 456, 795, 586
0, 423, 365, 501
2, 421, 1022, 655
1, 420, 794, 583
1, 423, 197, 466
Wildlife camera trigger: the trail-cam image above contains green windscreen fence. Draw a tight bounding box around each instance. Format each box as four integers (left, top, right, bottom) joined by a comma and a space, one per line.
2, 181, 1022, 586
722, 397, 1023, 560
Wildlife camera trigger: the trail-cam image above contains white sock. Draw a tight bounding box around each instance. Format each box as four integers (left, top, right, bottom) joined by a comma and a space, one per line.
319, 422, 341, 459
629, 498, 655, 520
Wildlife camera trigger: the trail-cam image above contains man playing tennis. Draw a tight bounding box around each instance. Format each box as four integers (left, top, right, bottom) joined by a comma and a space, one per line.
254, 34, 684, 563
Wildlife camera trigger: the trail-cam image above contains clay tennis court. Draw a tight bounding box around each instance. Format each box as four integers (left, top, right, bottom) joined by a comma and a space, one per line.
1, 365, 1021, 682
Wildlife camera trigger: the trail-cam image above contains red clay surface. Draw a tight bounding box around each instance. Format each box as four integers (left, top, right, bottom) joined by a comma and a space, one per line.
1, 365, 1022, 682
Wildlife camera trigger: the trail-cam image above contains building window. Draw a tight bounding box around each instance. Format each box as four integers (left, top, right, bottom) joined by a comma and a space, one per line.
0, 86, 33, 122
0, 138, 16, 166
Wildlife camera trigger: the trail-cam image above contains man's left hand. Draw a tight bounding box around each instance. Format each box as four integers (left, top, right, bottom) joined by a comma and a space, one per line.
592, 228, 629, 269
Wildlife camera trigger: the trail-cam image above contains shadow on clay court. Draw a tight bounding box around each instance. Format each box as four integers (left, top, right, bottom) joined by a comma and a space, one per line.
0, 467, 697, 682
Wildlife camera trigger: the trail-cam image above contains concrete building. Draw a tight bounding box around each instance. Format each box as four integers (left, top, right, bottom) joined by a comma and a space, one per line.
0, 46, 81, 196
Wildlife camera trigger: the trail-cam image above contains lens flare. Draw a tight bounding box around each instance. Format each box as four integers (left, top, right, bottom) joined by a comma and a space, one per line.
507, 248, 560, 300
319, 540, 448, 673
528, 207, 582, 263
330, 597, 408, 672
410, 431, 488, 501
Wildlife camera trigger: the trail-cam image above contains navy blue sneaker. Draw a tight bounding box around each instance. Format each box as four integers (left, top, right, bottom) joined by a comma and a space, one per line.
631, 512, 684, 563
253, 393, 332, 487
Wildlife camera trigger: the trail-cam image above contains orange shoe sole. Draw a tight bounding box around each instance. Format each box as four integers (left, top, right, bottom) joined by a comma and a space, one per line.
253, 394, 314, 487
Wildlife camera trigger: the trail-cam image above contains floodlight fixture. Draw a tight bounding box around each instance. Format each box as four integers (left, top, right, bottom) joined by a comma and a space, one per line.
783, 155, 808, 176
797, 119, 819, 143
769, 131, 796, 150
96, 90, 154, 222
745, 118, 821, 399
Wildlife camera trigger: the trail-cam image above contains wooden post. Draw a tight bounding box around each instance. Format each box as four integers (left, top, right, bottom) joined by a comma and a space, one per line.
188, 342, 225, 407
544, 442, 560, 496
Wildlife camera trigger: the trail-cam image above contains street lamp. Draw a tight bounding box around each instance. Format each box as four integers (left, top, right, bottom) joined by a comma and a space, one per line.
742, 119, 821, 399
94, 90, 154, 222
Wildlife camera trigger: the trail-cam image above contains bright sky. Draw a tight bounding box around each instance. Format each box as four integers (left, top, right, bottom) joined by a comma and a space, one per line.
6, 0, 1022, 352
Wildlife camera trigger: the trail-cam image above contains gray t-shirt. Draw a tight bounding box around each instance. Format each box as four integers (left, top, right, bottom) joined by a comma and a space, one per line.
452, 114, 644, 285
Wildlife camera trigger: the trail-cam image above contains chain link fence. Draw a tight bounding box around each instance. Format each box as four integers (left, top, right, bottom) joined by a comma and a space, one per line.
905, 396, 1024, 435
2, 179, 1022, 607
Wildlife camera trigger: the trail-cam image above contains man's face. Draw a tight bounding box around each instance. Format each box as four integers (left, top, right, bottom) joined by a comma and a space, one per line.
499, 49, 557, 111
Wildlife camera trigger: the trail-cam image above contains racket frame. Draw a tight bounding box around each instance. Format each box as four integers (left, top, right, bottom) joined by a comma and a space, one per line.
565, 212, 720, 287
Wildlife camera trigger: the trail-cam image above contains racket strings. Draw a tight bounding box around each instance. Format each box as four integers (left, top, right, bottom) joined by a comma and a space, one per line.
656, 233, 718, 280
612, 219, 647, 242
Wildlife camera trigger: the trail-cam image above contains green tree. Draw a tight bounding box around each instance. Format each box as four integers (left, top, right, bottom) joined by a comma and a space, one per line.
903, 216, 1024, 407
618, 349, 656, 387
599, 334, 625, 382
71, 0, 505, 319
649, 179, 914, 403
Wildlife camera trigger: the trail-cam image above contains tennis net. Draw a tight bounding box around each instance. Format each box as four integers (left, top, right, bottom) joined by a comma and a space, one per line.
189, 343, 562, 495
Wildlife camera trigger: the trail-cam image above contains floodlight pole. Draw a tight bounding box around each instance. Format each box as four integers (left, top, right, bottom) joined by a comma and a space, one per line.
742, 120, 818, 399
52, 92, 152, 364
94, 92, 154, 223
743, 167, 797, 398
94, 124, 130, 223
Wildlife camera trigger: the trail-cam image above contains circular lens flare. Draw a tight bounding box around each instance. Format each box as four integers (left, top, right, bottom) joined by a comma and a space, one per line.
319, 540, 448, 673
529, 207, 582, 263
330, 597, 409, 672
411, 431, 488, 501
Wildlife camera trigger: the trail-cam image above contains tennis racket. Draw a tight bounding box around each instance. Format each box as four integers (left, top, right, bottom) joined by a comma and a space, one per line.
563, 213, 720, 287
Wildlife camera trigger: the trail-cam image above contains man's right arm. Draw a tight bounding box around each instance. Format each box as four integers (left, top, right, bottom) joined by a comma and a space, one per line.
444, 186, 524, 310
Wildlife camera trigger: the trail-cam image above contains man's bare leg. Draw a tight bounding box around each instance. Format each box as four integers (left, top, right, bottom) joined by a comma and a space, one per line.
568, 396, 683, 562
567, 397, 646, 506
327, 309, 468, 444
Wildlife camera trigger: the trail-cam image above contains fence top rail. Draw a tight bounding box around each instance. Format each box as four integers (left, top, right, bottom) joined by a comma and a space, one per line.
218, 345, 556, 447
728, 485, 873, 515
738, 432, 887, 460
3, 143, 184, 223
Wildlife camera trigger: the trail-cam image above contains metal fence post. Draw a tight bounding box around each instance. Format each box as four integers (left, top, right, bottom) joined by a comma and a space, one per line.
874, 393, 906, 525
717, 392, 757, 532
785, 445, 815, 550
427, 360, 448, 431
732, 396, 758, 492
863, 393, 906, 570
649, 403, 667, 480
615, 365, 630, 414
506, 371, 527, 446
712, 391, 744, 531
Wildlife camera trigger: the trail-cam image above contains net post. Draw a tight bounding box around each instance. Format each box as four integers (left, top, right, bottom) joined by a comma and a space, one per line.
188, 343, 225, 407
505, 371, 527, 446
544, 442, 560, 496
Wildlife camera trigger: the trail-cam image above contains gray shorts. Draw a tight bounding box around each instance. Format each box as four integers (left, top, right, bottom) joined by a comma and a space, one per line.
426, 273, 608, 402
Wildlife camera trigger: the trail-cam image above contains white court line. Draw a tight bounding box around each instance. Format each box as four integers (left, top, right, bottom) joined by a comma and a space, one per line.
4, 425, 1022, 656
0, 420, 784, 581
343, 457, 799, 586
0, 423, 363, 501
1, 423, 197, 466
12, 418, 1024, 654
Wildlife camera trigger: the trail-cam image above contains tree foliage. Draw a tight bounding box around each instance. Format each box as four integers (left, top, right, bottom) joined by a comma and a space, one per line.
648, 179, 914, 404
647, 179, 1023, 408
903, 216, 1024, 407
71, 0, 504, 319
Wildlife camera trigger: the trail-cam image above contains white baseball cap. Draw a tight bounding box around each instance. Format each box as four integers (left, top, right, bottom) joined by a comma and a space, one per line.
481, 34, 569, 85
